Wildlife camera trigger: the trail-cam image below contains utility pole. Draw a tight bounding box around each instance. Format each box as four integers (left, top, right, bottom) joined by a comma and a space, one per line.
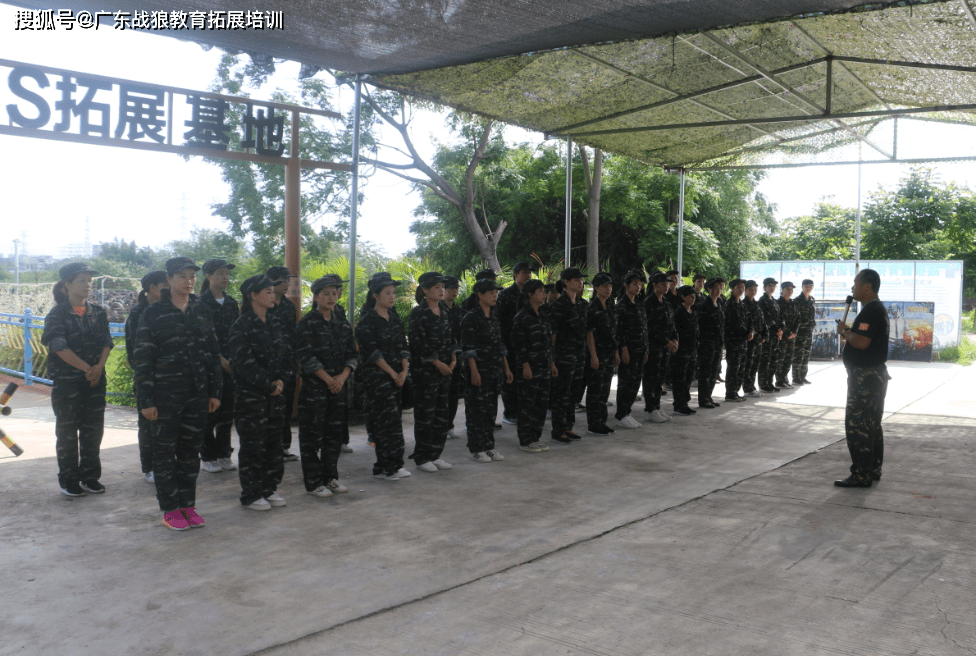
13, 239, 20, 286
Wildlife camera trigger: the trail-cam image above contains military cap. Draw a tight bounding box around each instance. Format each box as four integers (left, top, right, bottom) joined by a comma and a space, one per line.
59, 262, 100, 281
693, 273, 707, 282
512, 261, 532, 274
591, 272, 613, 287
474, 269, 498, 280
266, 266, 297, 279
729, 278, 746, 288
650, 272, 670, 284
665, 269, 680, 278
522, 279, 546, 296
745, 279, 759, 289
369, 275, 401, 293
705, 276, 727, 289
310, 275, 347, 294
560, 267, 586, 281
781, 281, 796, 289
202, 258, 236, 275
442, 275, 460, 289
802, 279, 814, 286
240, 275, 278, 297
544, 283, 556, 293
623, 270, 644, 285
472, 279, 504, 294
763, 277, 778, 286
676, 284, 696, 297
140, 270, 167, 290
165, 257, 200, 276
418, 271, 449, 287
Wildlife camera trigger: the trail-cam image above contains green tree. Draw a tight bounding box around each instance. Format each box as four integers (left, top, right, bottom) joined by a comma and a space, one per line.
769, 201, 857, 260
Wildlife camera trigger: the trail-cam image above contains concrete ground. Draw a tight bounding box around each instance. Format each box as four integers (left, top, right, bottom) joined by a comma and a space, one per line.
2, 360, 974, 656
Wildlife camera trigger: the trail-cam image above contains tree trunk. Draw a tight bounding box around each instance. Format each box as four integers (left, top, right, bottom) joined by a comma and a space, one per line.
579, 146, 604, 273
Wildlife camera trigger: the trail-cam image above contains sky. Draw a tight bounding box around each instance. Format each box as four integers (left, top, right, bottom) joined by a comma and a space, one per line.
3, 3, 976, 263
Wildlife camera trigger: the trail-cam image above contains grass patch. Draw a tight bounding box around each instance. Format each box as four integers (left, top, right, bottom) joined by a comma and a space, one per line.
963, 309, 975, 334
939, 337, 976, 366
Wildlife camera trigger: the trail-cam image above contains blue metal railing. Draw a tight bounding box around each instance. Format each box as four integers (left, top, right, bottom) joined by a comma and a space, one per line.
0, 309, 125, 386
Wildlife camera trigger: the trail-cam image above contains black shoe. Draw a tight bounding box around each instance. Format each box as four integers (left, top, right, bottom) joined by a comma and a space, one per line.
802, 378, 813, 385
710, 399, 721, 407
80, 480, 105, 494
661, 389, 668, 396
60, 482, 86, 497
601, 424, 615, 434
791, 379, 804, 385
834, 475, 871, 488
552, 434, 572, 444
776, 381, 793, 389
871, 471, 881, 481
698, 402, 716, 409
566, 431, 583, 441
673, 407, 696, 416
759, 386, 776, 393
587, 426, 612, 436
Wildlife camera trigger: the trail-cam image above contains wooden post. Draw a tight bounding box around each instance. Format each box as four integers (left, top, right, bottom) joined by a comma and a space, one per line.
285, 109, 301, 311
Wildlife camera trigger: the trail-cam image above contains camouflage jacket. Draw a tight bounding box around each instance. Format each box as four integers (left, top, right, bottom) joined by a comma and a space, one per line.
696, 296, 725, 344
724, 297, 752, 345
41, 300, 114, 384
511, 304, 553, 372
228, 311, 293, 396
496, 282, 522, 349
615, 293, 649, 356
355, 307, 409, 373
199, 289, 240, 359
644, 293, 678, 350
550, 292, 588, 353
408, 301, 461, 371
124, 299, 148, 365
778, 296, 801, 336
587, 297, 618, 355
795, 293, 817, 328
744, 297, 768, 342
673, 304, 699, 355
295, 308, 358, 379
759, 294, 784, 333
460, 306, 508, 375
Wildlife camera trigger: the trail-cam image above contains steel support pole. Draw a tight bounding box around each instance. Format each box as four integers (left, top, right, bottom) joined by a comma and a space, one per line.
855, 158, 863, 273
677, 168, 686, 275
349, 75, 362, 326
564, 137, 573, 267
284, 110, 301, 311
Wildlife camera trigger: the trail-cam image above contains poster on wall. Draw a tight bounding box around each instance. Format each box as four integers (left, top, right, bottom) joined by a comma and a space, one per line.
811, 302, 849, 359
915, 261, 963, 349
823, 261, 856, 301
740, 262, 781, 285
885, 301, 934, 362
864, 261, 916, 302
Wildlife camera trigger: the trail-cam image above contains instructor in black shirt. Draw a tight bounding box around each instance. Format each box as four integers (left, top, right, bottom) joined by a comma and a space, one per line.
834, 268, 890, 488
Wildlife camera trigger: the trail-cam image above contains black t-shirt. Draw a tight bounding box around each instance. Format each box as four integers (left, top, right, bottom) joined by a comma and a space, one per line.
842, 299, 889, 368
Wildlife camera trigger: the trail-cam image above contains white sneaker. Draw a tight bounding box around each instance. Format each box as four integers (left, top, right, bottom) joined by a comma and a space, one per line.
326, 479, 349, 493
396, 468, 412, 478
217, 457, 237, 471
265, 492, 287, 507
655, 409, 672, 422
244, 498, 272, 511
200, 460, 222, 473
417, 462, 438, 472
341, 444, 354, 453
144, 471, 155, 483
501, 415, 518, 425
472, 452, 492, 463
307, 485, 333, 498
432, 459, 453, 469
519, 442, 544, 453
447, 429, 463, 439
282, 450, 299, 462
486, 450, 505, 461
614, 415, 641, 429
646, 410, 668, 423
748, 389, 763, 397
373, 471, 401, 481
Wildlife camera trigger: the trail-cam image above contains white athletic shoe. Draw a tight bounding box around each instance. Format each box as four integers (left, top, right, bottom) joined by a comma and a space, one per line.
265, 492, 287, 507
486, 450, 505, 461
614, 415, 641, 429
244, 498, 272, 511
646, 410, 668, 423
471, 452, 492, 463
396, 468, 412, 478
748, 389, 763, 397
341, 444, 354, 453
373, 471, 401, 481
217, 457, 237, 471
307, 486, 333, 498
447, 429, 464, 439
519, 442, 544, 453
200, 460, 222, 473
432, 459, 453, 469
655, 409, 672, 422
501, 415, 518, 425
144, 471, 155, 483
417, 462, 438, 472
326, 479, 349, 493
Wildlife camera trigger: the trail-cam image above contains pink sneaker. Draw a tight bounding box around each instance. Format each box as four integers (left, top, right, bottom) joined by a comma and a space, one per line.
162, 510, 191, 531
181, 508, 206, 528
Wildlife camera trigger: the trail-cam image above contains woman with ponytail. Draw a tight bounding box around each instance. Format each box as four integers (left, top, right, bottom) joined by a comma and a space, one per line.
41, 263, 113, 497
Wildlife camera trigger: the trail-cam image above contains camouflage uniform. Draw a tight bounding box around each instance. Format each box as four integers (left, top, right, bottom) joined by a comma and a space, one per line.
41, 300, 113, 489
460, 306, 508, 453
723, 297, 752, 398
758, 294, 784, 390
742, 297, 767, 394
548, 293, 587, 438
334, 301, 353, 449
355, 307, 409, 477
671, 304, 698, 411
614, 294, 648, 420
269, 295, 299, 451
199, 289, 240, 462
793, 293, 816, 382
408, 301, 460, 464
511, 304, 553, 446
777, 296, 801, 386
125, 299, 153, 474
585, 297, 618, 430
228, 311, 293, 506
695, 296, 725, 405
496, 282, 522, 421
132, 290, 222, 513
662, 292, 682, 387
643, 294, 677, 413
446, 301, 466, 433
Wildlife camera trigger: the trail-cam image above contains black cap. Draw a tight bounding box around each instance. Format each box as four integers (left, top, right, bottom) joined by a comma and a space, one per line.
650, 272, 670, 284
475, 269, 498, 281
59, 262, 100, 281
781, 281, 795, 289
745, 279, 759, 289
665, 270, 680, 278
522, 279, 545, 295
693, 273, 707, 282
763, 277, 778, 286
418, 271, 449, 288
266, 266, 297, 279
165, 257, 200, 276
368, 275, 401, 293
442, 275, 460, 289
560, 267, 586, 281
623, 270, 644, 285
592, 272, 613, 287
802, 279, 814, 286
140, 270, 168, 290
729, 278, 746, 288
705, 276, 727, 289
544, 283, 556, 293
240, 275, 278, 297
677, 284, 696, 297
202, 258, 236, 275
472, 279, 503, 294
310, 275, 346, 294
512, 261, 532, 274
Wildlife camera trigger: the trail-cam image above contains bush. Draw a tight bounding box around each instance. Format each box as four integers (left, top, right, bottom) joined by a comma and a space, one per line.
938, 337, 976, 366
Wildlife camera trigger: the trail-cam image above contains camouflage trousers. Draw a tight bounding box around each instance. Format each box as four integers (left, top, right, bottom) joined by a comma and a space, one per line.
776, 337, 796, 384
759, 337, 783, 389
614, 355, 644, 420
697, 338, 723, 404
550, 348, 585, 438
201, 378, 234, 461
137, 413, 154, 474
447, 368, 464, 431
517, 372, 550, 446
670, 351, 695, 410
500, 345, 519, 421
235, 390, 285, 506
410, 366, 451, 464
845, 365, 888, 483
743, 339, 762, 393
363, 369, 405, 476
280, 374, 298, 450
465, 371, 500, 453
792, 325, 814, 381
724, 341, 748, 398
586, 351, 615, 430
642, 348, 666, 412
151, 391, 208, 513
298, 377, 347, 490
52, 379, 106, 489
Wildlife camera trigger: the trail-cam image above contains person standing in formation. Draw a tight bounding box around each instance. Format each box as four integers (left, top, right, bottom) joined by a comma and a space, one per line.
776, 282, 800, 389
408, 272, 459, 473
585, 272, 619, 436
41, 263, 114, 497
661, 270, 682, 394
199, 258, 240, 475
696, 277, 726, 409
125, 269, 168, 484
510, 278, 554, 453
266, 266, 300, 462
671, 285, 699, 416
758, 277, 785, 393
323, 274, 354, 455
792, 279, 816, 385
295, 276, 357, 499
643, 272, 678, 423
723, 278, 754, 402
548, 268, 588, 444
442, 276, 466, 440
741, 280, 767, 398
356, 274, 411, 481
834, 269, 889, 488
228, 275, 293, 511
613, 270, 648, 429
461, 278, 513, 462
133, 257, 222, 531
692, 274, 707, 303
497, 261, 533, 425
